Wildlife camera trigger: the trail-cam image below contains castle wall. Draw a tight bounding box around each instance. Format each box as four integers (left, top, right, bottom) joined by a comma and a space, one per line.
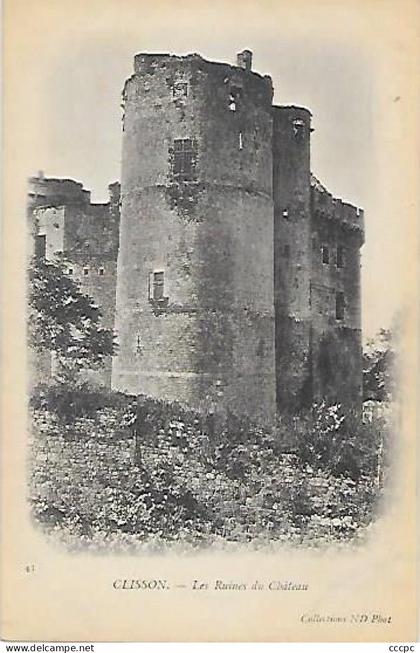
28, 175, 91, 208
310, 186, 364, 407
29, 178, 120, 388
273, 106, 313, 411
112, 53, 276, 423
34, 206, 66, 258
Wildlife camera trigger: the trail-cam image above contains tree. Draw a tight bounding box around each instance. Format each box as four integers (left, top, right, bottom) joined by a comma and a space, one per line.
362, 328, 395, 402
28, 256, 115, 381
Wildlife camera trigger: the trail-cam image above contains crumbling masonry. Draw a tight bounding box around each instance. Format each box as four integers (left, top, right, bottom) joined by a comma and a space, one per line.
28, 50, 364, 422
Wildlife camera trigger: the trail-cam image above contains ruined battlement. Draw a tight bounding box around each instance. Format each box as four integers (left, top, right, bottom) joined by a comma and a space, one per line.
133, 49, 268, 80
311, 176, 364, 235
273, 105, 312, 119
128, 50, 274, 109
28, 173, 91, 208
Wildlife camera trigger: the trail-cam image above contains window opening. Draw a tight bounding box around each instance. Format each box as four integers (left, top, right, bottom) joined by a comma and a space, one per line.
136, 333, 142, 354
228, 86, 241, 112
257, 338, 265, 358
99, 267, 105, 276
173, 82, 188, 98
173, 139, 195, 180
336, 292, 345, 320
292, 118, 305, 142
152, 271, 164, 301
322, 245, 330, 265
282, 208, 289, 220
336, 245, 345, 268
35, 234, 46, 258
239, 132, 243, 150
83, 267, 89, 276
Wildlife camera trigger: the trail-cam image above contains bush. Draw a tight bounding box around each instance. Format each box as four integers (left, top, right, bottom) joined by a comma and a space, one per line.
29, 387, 387, 549
30, 382, 134, 432
294, 403, 386, 481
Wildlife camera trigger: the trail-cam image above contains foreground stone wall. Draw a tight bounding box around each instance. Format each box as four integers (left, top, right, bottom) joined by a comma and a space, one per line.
29, 429, 135, 528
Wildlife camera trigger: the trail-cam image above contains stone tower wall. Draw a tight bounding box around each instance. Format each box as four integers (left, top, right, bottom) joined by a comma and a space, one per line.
112, 53, 276, 422
273, 106, 313, 410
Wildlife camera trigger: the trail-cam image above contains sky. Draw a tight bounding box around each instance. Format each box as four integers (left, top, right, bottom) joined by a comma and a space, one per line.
7, 0, 418, 340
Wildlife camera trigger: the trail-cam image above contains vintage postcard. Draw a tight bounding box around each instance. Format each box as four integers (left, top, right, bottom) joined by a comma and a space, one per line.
1, 0, 418, 642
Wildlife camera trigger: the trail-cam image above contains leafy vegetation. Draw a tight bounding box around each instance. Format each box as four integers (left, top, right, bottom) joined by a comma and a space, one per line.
29, 385, 387, 551
28, 256, 115, 382
363, 328, 396, 402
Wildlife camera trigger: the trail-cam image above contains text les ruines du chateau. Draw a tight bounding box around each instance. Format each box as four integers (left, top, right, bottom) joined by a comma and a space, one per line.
113, 578, 309, 591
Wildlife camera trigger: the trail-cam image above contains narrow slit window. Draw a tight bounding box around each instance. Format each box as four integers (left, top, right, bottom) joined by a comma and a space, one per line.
136, 333, 142, 354
257, 338, 265, 358
336, 292, 345, 320
322, 245, 330, 265
238, 132, 243, 150
336, 245, 345, 268
282, 208, 289, 220
152, 271, 164, 301
172, 139, 195, 180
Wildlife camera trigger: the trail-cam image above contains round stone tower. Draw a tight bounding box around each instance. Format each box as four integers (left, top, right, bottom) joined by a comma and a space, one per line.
273, 106, 313, 411
112, 51, 276, 423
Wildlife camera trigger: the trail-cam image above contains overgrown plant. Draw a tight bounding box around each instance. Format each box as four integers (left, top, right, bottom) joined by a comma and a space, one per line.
29, 386, 388, 549
28, 256, 115, 383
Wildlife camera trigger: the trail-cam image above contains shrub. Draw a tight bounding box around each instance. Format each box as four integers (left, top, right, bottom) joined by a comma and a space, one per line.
294, 402, 387, 481
29, 387, 387, 548
30, 382, 134, 431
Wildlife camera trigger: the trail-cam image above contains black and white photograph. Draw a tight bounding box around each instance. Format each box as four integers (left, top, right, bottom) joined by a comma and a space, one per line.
2, 0, 418, 643
26, 37, 393, 553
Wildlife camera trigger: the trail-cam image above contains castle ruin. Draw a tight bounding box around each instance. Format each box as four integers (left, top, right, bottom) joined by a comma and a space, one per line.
28, 50, 364, 422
